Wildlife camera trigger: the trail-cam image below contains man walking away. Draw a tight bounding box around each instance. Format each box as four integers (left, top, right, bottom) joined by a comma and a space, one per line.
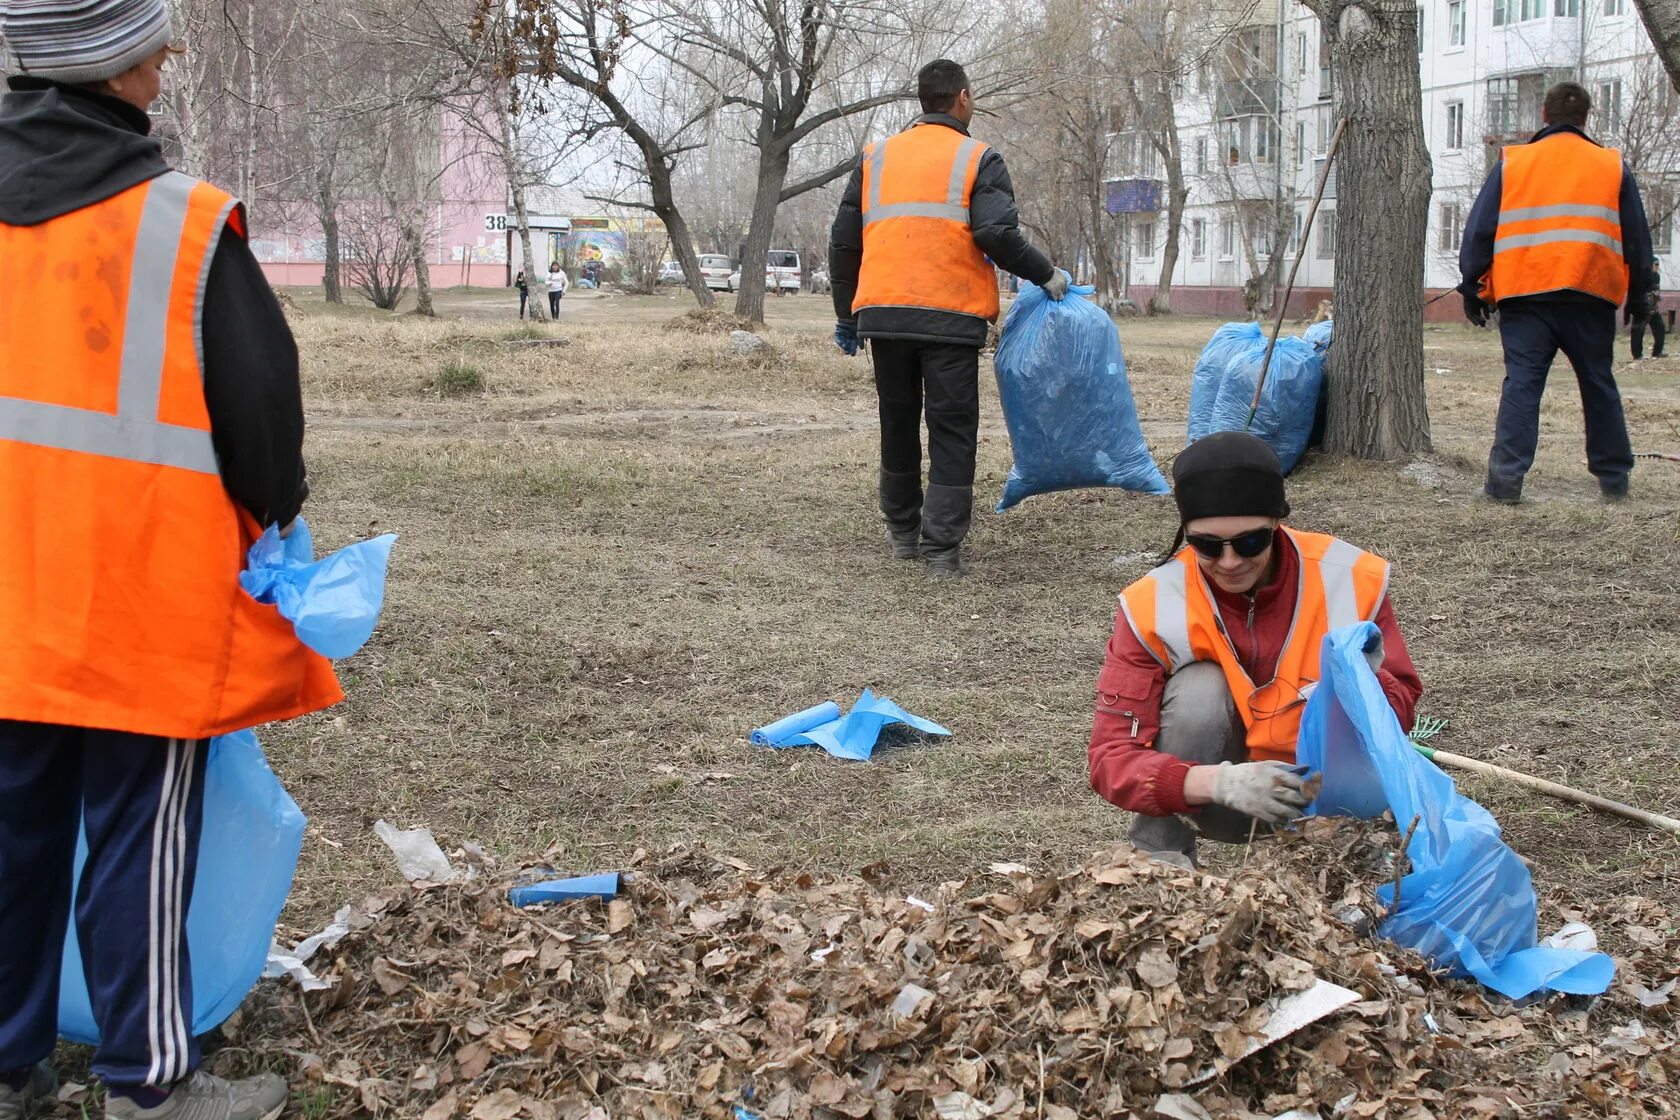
0, 2, 343, 1117
1458, 81, 1654, 503
1631, 261, 1665, 361
829, 59, 1069, 578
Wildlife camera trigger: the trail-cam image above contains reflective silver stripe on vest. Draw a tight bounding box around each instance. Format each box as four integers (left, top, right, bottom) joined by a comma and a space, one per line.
1151, 561, 1194, 671
0, 172, 218, 475
1501, 203, 1620, 225
947, 137, 982, 207
865, 143, 884, 213
1318, 538, 1365, 633
863, 201, 969, 225
1494, 228, 1624, 255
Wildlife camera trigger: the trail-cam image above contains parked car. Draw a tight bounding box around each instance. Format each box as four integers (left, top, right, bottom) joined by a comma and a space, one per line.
698, 254, 733, 291
727, 267, 775, 293
767, 249, 802, 293
657, 260, 683, 285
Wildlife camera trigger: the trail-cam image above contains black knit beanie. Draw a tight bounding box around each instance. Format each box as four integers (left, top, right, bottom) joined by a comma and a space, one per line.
1173, 432, 1290, 523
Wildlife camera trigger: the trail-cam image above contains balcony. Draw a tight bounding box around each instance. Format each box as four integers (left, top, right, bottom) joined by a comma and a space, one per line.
1106, 179, 1163, 215
1211, 162, 1284, 203
1216, 78, 1280, 118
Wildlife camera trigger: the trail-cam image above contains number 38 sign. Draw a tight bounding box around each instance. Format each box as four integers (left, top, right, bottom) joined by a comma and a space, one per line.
484, 214, 508, 231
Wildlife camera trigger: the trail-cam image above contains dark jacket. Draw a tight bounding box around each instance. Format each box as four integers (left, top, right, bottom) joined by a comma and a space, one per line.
829, 113, 1054, 347
0, 77, 309, 527
1458, 123, 1654, 315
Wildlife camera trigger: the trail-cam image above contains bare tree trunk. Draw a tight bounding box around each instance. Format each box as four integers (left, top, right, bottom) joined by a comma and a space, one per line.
315, 159, 342, 303
1309, 0, 1432, 459
406, 206, 434, 317
497, 98, 548, 321
650, 161, 716, 309
735, 148, 790, 324
241, 0, 259, 207
1633, 0, 1680, 95
1153, 132, 1188, 314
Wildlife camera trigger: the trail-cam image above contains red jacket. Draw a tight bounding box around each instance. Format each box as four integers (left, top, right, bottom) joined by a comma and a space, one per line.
1089, 534, 1423, 817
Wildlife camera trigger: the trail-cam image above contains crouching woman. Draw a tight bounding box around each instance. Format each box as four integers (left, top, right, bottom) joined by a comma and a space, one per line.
1089, 432, 1424, 866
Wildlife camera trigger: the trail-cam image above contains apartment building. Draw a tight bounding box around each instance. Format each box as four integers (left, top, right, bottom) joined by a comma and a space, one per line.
1115, 0, 1673, 317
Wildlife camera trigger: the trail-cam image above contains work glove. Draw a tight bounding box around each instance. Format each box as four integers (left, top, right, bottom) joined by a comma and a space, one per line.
1043, 268, 1072, 301
1364, 631, 1385, 674
834, 320, 860, 356
1462, 292, 1490, 328
1209, 760, 1312, 827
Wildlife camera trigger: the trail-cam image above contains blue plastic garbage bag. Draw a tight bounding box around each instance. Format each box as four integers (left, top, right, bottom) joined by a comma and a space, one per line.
241, 518, 397, 659
992, 281, 1168, 510
1297, 624, 1615, 999
58, 731, 305, 1043
1304, 318, 1333, 351
1186, 322, 1327, 473
751, 690, 950, 761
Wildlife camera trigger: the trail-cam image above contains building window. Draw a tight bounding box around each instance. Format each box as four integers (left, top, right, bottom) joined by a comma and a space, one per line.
1439, 203, 1464, 251
1449, 0, 1466, 45
1296, 120, 1307, 167
1317, 106, 1332, 149
1417, 6, 1424, 53
1298, 32, 1308, 74
1649, 186, 1673, 253
1494, 0, 1507, 25
1317, 210, 1337, 259
1220, 218, 1238, 259
1253, 119, 1278, 163
1221, 120, 1243, 164
1191, 218, 1207, 260
1554, 0, 1579, 13
1604, 0, 1626, 14
1136, 220, 1157, 260
1446, 101, 1465, 149
1520, 0, 1544, 18
1195, 136, 1208, 174
1289, 210, 1303, 255
1488, 87, 1518, 134
1596, 79, 1623, 129
1139, 136, 1159, 177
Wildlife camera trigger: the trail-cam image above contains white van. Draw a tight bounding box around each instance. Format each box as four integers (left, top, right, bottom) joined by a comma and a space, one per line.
698, 254, 733, 291
766, 249, 802, 293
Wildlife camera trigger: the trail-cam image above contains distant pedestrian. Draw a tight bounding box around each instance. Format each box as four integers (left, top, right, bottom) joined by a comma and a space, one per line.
514, 269, 528, 319
1631, 261, 1666, 361
1459, 81, 1655, 503
546, 261, 568, 317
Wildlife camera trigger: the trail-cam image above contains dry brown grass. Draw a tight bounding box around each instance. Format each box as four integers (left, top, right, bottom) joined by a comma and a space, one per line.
269, 286, 1680, 946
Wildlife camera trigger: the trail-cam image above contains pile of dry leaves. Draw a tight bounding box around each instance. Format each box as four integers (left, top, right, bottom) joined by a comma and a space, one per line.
662, 308, 759, 335
230, 822, 1677, 1120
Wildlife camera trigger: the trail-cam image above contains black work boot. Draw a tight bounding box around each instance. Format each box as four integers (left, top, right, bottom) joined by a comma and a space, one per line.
920, 483, 973, 579
879, 469, 922, 559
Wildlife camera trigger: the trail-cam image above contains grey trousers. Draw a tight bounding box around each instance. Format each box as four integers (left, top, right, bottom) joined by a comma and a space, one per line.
1127, 662, 1269, 859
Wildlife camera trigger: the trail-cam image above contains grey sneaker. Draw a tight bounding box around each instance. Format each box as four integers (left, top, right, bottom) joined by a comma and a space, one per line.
105, 1072, 287, 1120
0, 1063, 57, 1120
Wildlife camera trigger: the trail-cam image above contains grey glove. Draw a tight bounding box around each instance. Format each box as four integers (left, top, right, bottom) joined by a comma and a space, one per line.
1209, 761, 1311, 826
1043, 268, 1071, 301
1364, 632, 1385, 674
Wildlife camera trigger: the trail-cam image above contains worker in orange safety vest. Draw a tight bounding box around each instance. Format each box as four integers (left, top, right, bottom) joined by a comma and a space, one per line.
1459, 81, 1655, 503
829, 59, 1070, 578
0, 2, 338, 1117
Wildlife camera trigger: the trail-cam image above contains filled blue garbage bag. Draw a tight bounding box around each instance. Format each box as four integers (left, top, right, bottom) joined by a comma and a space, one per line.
993, 280, 1168, 511
59, 520, 393, 1040
1297, 623, 1615, 999
1186, 321, 1327, 473
1304, 318, 1333, 351
58, 731, 305, 1043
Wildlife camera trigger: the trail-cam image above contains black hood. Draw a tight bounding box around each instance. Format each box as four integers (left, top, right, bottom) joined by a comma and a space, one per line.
0, 77, 169, 226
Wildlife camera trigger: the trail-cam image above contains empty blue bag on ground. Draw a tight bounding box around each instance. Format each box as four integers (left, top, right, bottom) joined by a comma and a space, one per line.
59, 731, 306, 1043
1297, 623, 1614, 999
992, 281, 1168, 510
1186, 321, 1326, 473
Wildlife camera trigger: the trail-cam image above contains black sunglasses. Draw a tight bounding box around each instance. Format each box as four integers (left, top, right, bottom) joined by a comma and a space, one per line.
1186, 526, 1275, 561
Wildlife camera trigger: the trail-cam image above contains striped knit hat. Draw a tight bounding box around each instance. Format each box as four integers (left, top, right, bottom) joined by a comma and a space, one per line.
0, 0, 173, 84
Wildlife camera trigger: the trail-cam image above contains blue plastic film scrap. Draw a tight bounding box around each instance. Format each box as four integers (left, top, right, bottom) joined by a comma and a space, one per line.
992, 280, 1169, 510
751, 689, 950, 761
1296, 623, 1614, 999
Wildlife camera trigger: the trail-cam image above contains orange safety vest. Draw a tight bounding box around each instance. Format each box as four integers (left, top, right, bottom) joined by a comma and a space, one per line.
1116, 529, 1390, 763
853, 123, 1000, 322
0, 171, 343, 740
1486, 132, 1628, 306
